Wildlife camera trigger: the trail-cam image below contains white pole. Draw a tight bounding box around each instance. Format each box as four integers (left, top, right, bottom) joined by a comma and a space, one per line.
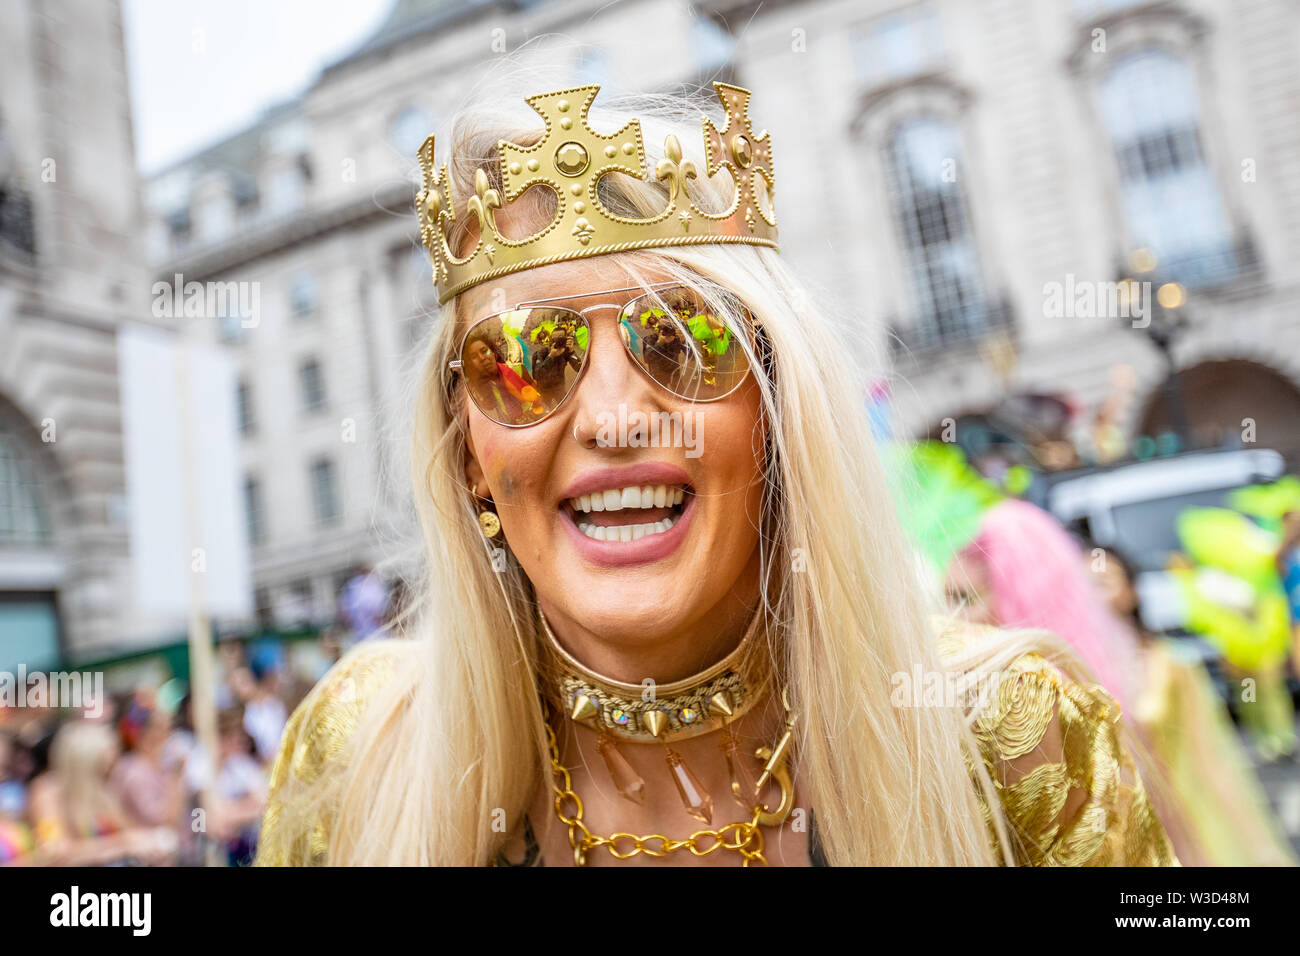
174, 340, 221, 867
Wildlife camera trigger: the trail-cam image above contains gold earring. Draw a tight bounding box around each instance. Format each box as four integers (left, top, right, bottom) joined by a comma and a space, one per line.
472, 484, 501, 538
478, 508, 501, 538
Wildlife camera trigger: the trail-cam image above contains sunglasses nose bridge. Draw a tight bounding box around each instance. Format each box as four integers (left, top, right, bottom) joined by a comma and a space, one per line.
574, 301, 629, 317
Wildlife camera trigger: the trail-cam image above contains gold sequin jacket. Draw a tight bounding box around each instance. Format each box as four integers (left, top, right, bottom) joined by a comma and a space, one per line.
256, 625, 1178, 866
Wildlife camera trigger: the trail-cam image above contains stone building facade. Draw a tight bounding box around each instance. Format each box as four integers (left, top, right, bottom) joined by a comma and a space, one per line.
0, 0, 150, 664
714, 0, 1300, 462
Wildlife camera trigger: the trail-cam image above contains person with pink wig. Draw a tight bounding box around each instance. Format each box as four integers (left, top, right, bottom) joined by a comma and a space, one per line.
944, 498, 1142, 714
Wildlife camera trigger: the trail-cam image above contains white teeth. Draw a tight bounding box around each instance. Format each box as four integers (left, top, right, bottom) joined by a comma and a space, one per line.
568, 483, 688, 514
576, 514, 679, 542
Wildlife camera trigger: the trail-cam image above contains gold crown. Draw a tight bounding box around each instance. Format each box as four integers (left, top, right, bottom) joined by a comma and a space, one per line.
416, 82, 778, 304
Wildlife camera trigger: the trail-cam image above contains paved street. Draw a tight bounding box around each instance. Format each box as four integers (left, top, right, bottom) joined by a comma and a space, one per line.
1244, 722, 1300, 857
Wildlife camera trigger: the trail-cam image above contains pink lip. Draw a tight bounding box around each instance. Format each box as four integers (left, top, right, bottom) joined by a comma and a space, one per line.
559, 491, 696, 568
558, 462, 693, 504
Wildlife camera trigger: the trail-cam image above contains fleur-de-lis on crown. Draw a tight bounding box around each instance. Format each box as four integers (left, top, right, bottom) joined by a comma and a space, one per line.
656, 134, 698, 206
466, 168, 502, 238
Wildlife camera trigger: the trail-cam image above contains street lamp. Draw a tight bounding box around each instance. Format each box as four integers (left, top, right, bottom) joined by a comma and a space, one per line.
1119, 247, 1192, 447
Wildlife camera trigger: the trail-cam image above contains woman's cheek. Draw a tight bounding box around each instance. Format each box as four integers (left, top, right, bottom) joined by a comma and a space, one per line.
473, 431, 507, 490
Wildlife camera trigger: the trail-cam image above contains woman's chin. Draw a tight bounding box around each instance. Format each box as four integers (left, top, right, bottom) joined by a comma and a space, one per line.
545, 599, 692, 647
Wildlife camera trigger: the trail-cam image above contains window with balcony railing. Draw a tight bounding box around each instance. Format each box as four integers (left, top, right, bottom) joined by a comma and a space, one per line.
310, 458, 339, 526
0, 431, 50, 546
1098, 50, 1240, 288
886, 116, 992, 349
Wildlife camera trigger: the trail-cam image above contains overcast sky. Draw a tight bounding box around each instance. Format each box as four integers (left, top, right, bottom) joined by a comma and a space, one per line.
124, 0, 391, 173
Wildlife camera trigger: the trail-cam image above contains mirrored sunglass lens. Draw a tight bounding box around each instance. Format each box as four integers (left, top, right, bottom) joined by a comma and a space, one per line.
460, 308, 588, 425
622, 288, 750, 400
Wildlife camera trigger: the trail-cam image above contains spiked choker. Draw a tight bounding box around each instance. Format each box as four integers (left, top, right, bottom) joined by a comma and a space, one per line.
537, 606, 772, 745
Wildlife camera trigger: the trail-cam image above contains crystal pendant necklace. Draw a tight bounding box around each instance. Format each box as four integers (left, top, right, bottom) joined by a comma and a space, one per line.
537, 607, 797, 865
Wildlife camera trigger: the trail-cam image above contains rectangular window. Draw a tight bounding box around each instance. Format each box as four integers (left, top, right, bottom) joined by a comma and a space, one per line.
1099, 51, 1239, 288
289, 272, 318, 319
311, 458, 339, 525
236, 379, 255, 436
0, 593, 61, 672
887, 117, 989, 347
0, 431, 50, 545
299, 358, 326, 413
244, 476, 265, 545
254, 586, 273, 628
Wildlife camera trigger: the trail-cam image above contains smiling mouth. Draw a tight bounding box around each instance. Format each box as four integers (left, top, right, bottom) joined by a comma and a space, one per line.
562, 483, 694, 542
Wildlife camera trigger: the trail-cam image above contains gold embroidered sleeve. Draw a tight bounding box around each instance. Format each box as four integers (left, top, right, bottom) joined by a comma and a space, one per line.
975, 651, 1178, 866
254, 641, 401, 866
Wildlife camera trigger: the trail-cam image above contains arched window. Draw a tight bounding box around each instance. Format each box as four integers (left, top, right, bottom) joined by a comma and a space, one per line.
886, 117, 987, 345
0, 429, 50, 545
1098, 50, 1237, 287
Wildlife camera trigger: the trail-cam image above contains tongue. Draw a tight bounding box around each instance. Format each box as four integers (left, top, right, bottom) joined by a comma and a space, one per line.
585, 506, 677, 527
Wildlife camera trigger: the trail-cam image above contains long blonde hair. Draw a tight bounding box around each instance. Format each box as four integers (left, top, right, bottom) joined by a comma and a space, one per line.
260, 71, 1084, 866
49, 720, 127, 837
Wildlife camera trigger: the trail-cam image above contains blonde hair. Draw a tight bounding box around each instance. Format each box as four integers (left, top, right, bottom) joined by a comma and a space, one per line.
49, 720, 127, 837
260, 69, 1089, 866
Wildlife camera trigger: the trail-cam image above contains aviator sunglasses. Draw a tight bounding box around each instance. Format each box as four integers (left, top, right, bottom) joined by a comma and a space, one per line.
448, 282, 756, 427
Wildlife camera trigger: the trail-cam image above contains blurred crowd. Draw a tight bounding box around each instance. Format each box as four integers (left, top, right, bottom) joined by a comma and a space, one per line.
0, 561, 409, 868
0, 637, 338, 867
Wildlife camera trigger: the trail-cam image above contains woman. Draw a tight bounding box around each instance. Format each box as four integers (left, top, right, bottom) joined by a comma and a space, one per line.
257, 78, 1175, 866
181, 709, 268, 867
945, 498, 1144, 715
110, 693, 182, 829
464, 327, 541, 422
26, 721, 176, 867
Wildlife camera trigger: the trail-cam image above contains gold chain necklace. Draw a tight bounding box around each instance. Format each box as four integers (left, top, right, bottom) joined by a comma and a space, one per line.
544, 691, 798, 867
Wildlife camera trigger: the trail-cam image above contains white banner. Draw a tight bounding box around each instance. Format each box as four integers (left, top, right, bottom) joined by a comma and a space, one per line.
118, 324, 253, 627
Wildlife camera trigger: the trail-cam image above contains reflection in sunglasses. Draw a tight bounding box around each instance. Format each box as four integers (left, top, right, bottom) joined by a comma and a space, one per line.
456, 286, 752, 425
633, 298, 734, 389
